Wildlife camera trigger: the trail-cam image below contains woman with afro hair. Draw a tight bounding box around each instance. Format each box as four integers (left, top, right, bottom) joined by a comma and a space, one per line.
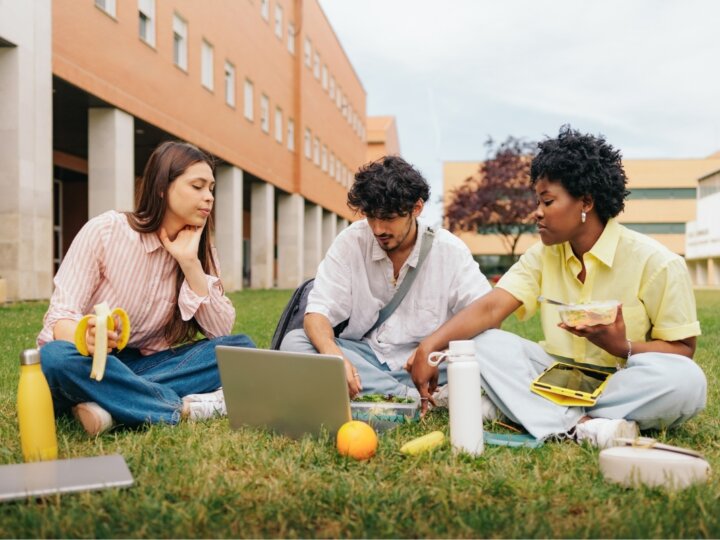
409, 126, 706, 448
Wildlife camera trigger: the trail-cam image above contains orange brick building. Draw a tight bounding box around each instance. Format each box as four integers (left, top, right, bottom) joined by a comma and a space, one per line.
0, 0, 398, 300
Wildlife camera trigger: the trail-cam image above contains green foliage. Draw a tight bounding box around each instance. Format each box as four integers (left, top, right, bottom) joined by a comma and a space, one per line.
0, 290, 719, 538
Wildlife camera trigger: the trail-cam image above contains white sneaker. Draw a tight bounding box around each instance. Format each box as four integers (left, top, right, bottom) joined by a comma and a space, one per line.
574, 418, 639, 449
182, 388, 227, 420
431, 385, 503, 422
72, 401, 114, 436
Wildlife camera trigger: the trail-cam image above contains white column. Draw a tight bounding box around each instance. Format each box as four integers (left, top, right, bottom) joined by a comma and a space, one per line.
0, 0, 53, 301
321, 210, 337, 256
88, 107, 134, 217
277, 193, 304, 288
214, 165, 243, 291
250, 182, 274, 288
696, 260, 708, 287
708, 258, 717, 287
304, 203, 323, 279
336, 216, 349, 235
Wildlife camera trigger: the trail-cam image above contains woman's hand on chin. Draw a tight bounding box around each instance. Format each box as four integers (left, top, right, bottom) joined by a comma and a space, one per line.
159, 224, 204, 264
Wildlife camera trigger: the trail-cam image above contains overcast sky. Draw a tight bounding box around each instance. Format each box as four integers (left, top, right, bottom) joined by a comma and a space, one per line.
319, 0, 720, 224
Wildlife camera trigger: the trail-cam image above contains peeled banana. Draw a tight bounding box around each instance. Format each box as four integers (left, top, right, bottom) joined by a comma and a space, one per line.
74, 302, 131, 381
400, 431, 445, 456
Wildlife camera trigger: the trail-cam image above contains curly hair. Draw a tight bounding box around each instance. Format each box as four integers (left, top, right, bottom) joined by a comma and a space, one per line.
530, 126, 630, 223
347, 155, 430, 218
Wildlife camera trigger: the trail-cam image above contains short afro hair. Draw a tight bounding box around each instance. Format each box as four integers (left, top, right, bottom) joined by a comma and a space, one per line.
347, 155, 430, 218
530, 126, 630, 223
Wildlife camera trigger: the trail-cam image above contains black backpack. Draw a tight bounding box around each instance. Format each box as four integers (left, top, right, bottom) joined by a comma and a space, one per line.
270, 278, 348, 350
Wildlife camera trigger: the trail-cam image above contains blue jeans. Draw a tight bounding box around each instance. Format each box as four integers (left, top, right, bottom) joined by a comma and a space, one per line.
280, 329, 440, 399
40, 334, 255, 427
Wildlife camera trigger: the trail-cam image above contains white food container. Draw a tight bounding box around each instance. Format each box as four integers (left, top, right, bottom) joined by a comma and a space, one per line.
557, 300, 620, 327
599, 437, 711, 490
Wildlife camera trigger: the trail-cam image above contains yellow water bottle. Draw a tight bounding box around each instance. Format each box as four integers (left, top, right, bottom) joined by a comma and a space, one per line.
17, 349, 58, 462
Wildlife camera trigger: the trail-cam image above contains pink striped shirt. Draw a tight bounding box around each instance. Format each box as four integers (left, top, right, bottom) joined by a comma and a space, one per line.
38, 210, 236, 355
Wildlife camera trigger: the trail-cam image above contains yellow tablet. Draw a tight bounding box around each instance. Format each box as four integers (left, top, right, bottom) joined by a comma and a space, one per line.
530, 362, 612, 407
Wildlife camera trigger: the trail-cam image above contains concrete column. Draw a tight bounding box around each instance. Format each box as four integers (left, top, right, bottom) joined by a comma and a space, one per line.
277, 193, 304, 288
0, 1, 53, 301
321, 210, 337, 256
695, 260, 707, 287
250, 182, 274, 288
214, 165, 243, 291
708, 258, 717, 287
337, 217, 349, 235
303, 202, 322, 279
88, 107, 134, 217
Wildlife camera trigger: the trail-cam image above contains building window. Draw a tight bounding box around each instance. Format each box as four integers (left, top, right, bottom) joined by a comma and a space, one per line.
172, 14, 188, 70
244, 79, 254, 121
335, 86, 342, 108
201, 40, 214, 90
287, 119, 295, 151
304, 38, 312, 68
95, 0, 116, 17
287, 23, 295, 54
329, 153, 335, 177
627, 188, 697, 200
623, 222, 687, 234
304, 128, 312, 159
138, 0, 156, 46
321, 65, 328, 91
275, 107, 283, 143
313, 52, 320, 79
260, 95, 270, 133
224, 62, 235, 107
274, 4, 283, 38
329, 76, 335, 99
261, 0, 269, 21
321, 145, 328, 172
313, 137, 320, 165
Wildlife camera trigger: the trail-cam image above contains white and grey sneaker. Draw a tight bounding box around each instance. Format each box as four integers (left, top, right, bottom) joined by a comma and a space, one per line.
182, 387, 227, 420
431, 385, 503, 422
574, 418, 639, 449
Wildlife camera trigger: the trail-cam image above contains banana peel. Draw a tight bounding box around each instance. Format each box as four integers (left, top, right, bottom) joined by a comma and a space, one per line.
74, 302, 130, 381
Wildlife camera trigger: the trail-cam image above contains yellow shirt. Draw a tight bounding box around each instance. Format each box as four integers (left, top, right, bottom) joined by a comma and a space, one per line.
496, 218, 701, 367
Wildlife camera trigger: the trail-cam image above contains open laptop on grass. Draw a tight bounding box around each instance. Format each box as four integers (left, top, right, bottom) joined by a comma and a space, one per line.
216, 346, 352, 439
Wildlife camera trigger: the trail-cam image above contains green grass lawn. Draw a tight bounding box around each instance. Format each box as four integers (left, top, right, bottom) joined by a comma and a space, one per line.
1, 289, 719, 538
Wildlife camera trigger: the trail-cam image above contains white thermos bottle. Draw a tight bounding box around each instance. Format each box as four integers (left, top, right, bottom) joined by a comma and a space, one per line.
428, 340, 483, 456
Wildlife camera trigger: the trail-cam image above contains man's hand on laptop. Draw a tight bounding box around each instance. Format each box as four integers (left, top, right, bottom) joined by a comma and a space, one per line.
344, 358, 362, 398
406, 342, 438, 416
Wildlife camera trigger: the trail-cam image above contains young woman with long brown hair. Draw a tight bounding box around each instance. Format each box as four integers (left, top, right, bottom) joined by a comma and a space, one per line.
38, 141, 254, 436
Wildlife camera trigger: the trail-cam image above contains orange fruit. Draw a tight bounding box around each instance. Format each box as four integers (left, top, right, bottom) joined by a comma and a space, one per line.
336, 420, 378, 460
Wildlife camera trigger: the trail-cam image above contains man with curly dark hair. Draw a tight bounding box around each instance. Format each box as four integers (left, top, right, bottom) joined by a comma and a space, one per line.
281, 155, 492, 401
410, 126, 706, 448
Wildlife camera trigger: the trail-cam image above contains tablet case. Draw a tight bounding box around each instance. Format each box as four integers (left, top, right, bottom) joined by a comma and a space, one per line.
530, 361, 612, 406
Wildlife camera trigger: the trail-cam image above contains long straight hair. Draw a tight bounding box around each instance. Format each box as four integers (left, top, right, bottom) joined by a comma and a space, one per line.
127, 141, 218, 346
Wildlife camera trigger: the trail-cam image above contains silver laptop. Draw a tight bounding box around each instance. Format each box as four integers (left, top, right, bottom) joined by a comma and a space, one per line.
216, 346, 351, 439
0, 454, 133, 503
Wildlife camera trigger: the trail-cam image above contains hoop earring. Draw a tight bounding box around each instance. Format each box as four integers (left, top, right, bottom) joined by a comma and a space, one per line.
581, 210, 587, 224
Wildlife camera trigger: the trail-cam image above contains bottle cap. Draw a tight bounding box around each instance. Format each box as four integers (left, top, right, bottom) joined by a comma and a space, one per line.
447, 340, 476, 356
19, 349, 41, 366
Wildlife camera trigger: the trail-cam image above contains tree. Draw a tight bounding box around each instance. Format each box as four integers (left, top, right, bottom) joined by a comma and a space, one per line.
446, 136, 537, 261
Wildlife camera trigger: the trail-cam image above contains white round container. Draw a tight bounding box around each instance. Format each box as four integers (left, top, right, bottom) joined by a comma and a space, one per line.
599, 445, 710, 490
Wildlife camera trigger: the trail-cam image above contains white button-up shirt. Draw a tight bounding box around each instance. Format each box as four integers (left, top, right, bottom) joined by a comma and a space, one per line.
307, 219, 491, 370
